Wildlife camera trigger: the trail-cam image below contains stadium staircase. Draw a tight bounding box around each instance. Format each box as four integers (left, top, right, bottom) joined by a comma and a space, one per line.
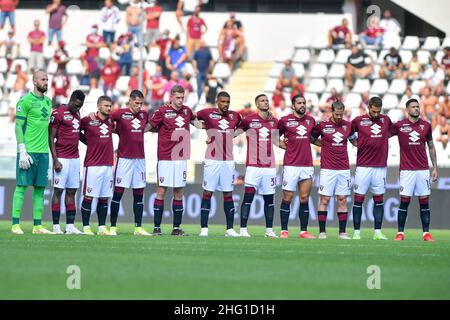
227, 61, 272, 110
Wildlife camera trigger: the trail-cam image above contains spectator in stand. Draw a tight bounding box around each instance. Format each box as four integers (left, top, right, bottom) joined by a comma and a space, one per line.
438, 93, 450, 120
176, 0, 202, 32
126, 0, 142, 46
192, 39, 213, 99
359, 91, 370, 115
53, 40, 69, 72
182, 73, 193, 99
328, 18, 352, 49
100, 0, 121, 47
324, 87, 343, 106
81, 49, 100, 89
399, 87, 418, 113
278, 59, 298, 90
86, 24, 105, 59
145, 0, 162, 50
359, 16, 384, 48
423, 59, 445, 96
434, 115, 449, 150
186, 5, 207, 58
127, 65, 149, 97
27, 19, 45, 73
155, 29, 171, 78
273, 99, 290, 119
51, 68, 70, 107
440, 47, 450, 78
8, 63, 28, 123
116, 32, 134, 76
420, 86, 438, 124
0, 0, 18, 30
163, 70, 187, 97
204, 74, 223, 106
46, 0, 67, 46
379, 47, 403, 79
223, 12, 243, 32
403, 51, 422, 80
166, 34, 187, 78
290, 82, 305, 102
148, 65, 166, 111
101, 56, 121, 102
0, 29, 18, 72
345, 45, 374, 88
271, 83, 286, 109
379, 9, 401, 37
218, 19, 243, 70
238, 102, 253, 118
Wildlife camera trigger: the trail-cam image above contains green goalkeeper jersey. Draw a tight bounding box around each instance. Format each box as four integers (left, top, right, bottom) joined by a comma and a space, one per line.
15, 92, 52, 153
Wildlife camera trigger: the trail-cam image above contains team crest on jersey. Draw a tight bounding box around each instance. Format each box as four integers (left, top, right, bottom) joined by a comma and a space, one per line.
360, 119, 372, 126
122, 113, 133, 120
116, 177, 122, 184
50, 115, 55, 123
64, 115, 73, 121
380, 118, 384, 123
306, 119, 310, 126
343, 125, 347, 131
249, 121, 262, 128
87, 187, 92, 193
17, 105, 21, 113
159, 177, 164, 183
139, 113, 144, 119
183, 109, 188, 115
229, 113, 234, 120
165, 112, 176, 119
287, 120, 299, 127
419, 124, 424, 131
209, 113, 221, 120
269, 121, 274, 127
400, 126, 412, 133
323, 127, 335, 134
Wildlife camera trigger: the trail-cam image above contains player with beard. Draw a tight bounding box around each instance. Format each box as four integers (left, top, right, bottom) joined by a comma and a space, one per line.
277, 95, 321, 239
49, 90, 86, 234
236, 94, 279, 238
196, 91, 241, 237
391, 99, 438, 241
311, 101, 356, 240
351, 96, 392, 240
148, 85, 198, 236
11, 70, 54, 235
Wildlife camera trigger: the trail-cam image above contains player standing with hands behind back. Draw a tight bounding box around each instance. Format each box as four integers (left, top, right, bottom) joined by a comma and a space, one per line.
391, 99, 438, 241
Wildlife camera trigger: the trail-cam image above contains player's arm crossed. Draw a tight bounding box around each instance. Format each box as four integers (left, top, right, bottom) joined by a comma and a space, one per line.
348, 132, 358, 147
190, 112, 205, 129
427, 139, 439, 181
310, 135, 322, 147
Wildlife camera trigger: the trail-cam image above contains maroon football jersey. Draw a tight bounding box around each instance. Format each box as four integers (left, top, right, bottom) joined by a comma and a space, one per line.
149, 104, 194, 161
239, 113, 278, 168
312, 119, 354, 170
351, 114, 392, 167
391, 118, 433, 170
197, 107, 241, 161
80, 115, 114, 167
111, 108, 148, 159
278, 114, 315, 167
50, 105, 80, 159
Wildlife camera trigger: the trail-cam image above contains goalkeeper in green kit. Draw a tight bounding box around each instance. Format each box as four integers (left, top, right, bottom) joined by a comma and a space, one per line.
11, 70, 54, 235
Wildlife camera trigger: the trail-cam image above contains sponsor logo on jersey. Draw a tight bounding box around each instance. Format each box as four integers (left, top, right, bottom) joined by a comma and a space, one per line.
360, 118, 372, 126
399, 125, 412, 133
175, 116, 185, 128
131, 118, 141, 131
209, 113, 221, 120
72, 118, 80, 131
259, 127, 270, 140
296, 125, 307, 138
409, 130, 420, 144
164, 111, 176, 119
332, 132, 344, 145
121, 113, 134, 120
89, 120, 101, 126
323, 127, 335, 134
287, 120, 299, 127
370, 123, 382, 137
64, 114, 74, 121
249, 121, 262, 128
218, 119, 230, 131
99, 123, 110, 136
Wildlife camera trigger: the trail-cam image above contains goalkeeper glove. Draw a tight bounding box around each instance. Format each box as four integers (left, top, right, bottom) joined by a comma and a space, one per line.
18, 143, 33, 170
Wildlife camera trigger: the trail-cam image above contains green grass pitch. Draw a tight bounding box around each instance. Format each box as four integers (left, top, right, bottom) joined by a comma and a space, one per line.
1, 221, 449, 300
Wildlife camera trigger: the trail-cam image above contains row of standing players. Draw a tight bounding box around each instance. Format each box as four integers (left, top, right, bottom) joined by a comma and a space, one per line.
11, 71, 438, 240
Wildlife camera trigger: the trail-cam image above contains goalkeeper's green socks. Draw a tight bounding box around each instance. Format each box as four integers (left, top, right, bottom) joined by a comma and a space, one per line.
12, 186, 26, 225
32, 187, 45, 226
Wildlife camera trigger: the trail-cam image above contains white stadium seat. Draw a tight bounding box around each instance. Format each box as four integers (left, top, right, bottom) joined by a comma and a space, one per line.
383, 94, 399, 110
294, 36, 311, 49
317, 49, 335, 64
402, 36, 420, 51
116, 76, 130, 92
293, 63, 305, 78
43, 46, 55, 60
66, 59, 84, 75
0, 73, 5, 87
411, 80, 426, 94
148, 46, 161, 61
351, 79, 371, 94
307, 78, 326, 93
269, 63, 283, 77
99, 47, 112, 60
19, 44, 30, 59
132, 47, 148, 61
144, 60, 157, 74
422, 36, 441, 51
335, 49, 351, 64
275, 50, 292, 63
212, 63, 231, 79
319, 93, 331, 105
309, 63, 328, 78
399, 50, 413, 65
292, 49, 311, 64
370, 79, 389, 95
263, 78, 278, 92
383, 34, 402, 49
304, 92, 319, 106
328, 63, 345, 78
209, 47, 219, 62
377, 50, 389, 64
326, 79, 344, 93
365, 49, 378, 63
388, 79, 407, 95
5, 74, 17, 90
10, 59, 28, 72
0, 58, 7, 73
446, 81, 450, 95
311, 37, 328, 50
387, 108, 404, 123
441, 37, 450, 49
47, 60, 58, 74
417, 50, 431, 65
344, 93, 362, 109
435, 50, 444, 63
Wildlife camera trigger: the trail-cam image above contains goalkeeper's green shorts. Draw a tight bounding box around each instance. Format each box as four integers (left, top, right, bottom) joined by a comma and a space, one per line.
16, 153, 49, 187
